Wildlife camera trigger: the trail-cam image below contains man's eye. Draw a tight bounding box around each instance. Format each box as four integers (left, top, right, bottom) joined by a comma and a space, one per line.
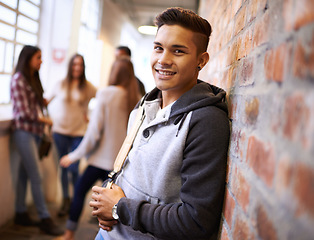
154, 46, 163, 51
174, 49, 184, 54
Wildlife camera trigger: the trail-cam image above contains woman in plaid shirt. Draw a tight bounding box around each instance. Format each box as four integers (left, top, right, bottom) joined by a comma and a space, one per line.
10, 45, 63, 236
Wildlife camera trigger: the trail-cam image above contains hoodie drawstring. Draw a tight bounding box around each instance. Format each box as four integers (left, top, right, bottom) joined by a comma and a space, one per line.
174, 112, 188, 137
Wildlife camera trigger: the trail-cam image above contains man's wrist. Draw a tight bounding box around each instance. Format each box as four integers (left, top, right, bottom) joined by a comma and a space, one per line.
112, 204, 119, 220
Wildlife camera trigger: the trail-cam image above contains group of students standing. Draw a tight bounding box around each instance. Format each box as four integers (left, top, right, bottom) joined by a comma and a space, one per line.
10, 44, 142, 237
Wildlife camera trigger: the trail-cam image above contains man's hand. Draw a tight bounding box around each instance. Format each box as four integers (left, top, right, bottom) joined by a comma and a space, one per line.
60, 155, 72, 168
89, 184, 126, 229
97, 218, 118, 231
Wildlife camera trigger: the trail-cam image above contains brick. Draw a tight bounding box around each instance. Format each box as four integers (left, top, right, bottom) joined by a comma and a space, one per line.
234, 6, 247, 36
275, 155, 294, 194
269, 93, 288, 136
219, 0, 229, 13
225, 20, 235, 46
247, 0, 267, 23
221, 5, 233, 32
225, 157, 232, 184
237, 29, 253, 59
208, 39, 217, 57
204, 57, 217, 76
246, 136, 275, 188
221, 225, 230, 240
253, 12, 270, 48
232, 213, 252, 240
284, 0, 314, 31
264, 47, 282, 82
264, 42, 292, 82
231, 166, 251, 213
210, 72, 220, 86
283, 0, 294, 31
230, 128, 246, 159
283, 94, 310, 144
219, 48, 228, 69
221, 65, 236, 90
256, 205, 278, 240
221, 70, 229, 90
294, 0, 314, 30
223, 189, 236, 228
294, 163, 314, 217
293, 34, 314, 80
231, 0, 242, 19
239, 57, 254, 86
245, 97, 259, 125
227, 65, 237, 89
228, 94, 237, 121
227, 40, 239, 66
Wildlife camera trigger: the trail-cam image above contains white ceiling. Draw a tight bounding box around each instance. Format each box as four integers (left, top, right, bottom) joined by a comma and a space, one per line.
111, 0, 200, 28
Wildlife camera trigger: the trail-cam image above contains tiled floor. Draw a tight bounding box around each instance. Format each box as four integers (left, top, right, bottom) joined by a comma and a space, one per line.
0, 194, 99, 240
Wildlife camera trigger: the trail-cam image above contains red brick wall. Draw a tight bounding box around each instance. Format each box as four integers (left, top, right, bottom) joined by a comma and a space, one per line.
199, 0, 314, 239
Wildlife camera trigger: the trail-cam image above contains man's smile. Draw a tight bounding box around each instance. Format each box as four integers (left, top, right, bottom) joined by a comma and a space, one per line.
155, 69, 177, 76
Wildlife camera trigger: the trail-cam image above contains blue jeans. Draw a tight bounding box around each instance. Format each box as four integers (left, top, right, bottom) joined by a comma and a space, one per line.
53, 133, 83, 199
13, 129, 50, 219
66, 166, 109, 231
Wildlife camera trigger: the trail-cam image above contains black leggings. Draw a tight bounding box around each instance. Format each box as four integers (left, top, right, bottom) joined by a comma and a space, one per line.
69, 165, 110, 222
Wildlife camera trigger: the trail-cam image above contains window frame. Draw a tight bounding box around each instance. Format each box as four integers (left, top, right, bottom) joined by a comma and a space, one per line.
0, 0, 41, 104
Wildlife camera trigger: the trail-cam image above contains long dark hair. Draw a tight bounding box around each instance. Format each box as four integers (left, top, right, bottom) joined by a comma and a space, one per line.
62, 53, 87, 101
14, 45, 44, 107
108, 58, 141, 115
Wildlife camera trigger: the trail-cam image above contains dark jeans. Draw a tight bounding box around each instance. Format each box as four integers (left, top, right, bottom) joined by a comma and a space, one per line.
66, 165, 110, 231
53, 132, 83, 199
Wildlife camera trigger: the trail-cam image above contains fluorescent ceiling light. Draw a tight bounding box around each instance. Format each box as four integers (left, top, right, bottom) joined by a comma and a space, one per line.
138, 25, 157, 35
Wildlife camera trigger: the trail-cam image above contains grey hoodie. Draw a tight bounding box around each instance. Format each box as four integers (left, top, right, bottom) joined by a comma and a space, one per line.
99, 80, 230, 240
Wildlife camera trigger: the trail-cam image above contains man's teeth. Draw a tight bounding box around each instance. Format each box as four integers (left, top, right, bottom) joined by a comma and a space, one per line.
158, 70, 175, 75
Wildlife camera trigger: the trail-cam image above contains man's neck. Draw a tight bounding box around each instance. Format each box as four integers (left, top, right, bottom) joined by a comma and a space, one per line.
161, 82, 197, 108
161, 94, 177, 109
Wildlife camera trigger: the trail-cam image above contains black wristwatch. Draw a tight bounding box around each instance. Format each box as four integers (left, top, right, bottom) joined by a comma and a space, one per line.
112, 204, 119, 220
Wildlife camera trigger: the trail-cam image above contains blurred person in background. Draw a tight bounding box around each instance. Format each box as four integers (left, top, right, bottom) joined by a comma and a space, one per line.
47, 54, 97, 217
59, 58, 141, 240
10, 45, 64, 236
115, 46, 146, 96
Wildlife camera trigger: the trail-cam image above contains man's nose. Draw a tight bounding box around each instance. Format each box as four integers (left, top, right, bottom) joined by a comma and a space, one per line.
157, 51, 172, 66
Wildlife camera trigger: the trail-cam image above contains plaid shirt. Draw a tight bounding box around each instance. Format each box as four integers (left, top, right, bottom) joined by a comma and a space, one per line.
10, 72, 44, 136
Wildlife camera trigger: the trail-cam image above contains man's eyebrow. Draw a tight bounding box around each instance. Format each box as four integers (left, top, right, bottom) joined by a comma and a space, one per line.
172, 44, 188, 49
153, 42, 188, 49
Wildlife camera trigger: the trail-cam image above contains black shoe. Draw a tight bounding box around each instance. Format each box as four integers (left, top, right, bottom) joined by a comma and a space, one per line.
58, 197, 71, 217
39, 217, 64, 236
14, 212, 39, 226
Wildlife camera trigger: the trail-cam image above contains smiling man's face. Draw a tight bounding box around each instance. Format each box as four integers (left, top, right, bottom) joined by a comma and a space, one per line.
151, 24, 202, 100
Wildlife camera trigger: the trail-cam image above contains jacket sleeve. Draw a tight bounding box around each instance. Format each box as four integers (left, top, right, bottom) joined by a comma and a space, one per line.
118, 106, 230, 239
68, 90, 104, 162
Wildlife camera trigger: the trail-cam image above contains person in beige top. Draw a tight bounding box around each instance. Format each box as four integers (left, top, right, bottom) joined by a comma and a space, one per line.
48, 54, 96, 217
59, 58, 141, 240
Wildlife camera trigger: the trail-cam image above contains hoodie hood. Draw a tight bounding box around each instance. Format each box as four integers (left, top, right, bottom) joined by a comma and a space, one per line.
145, 80, 228, 118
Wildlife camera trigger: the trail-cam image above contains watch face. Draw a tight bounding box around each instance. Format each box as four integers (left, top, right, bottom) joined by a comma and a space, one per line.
112, 204, 119, 220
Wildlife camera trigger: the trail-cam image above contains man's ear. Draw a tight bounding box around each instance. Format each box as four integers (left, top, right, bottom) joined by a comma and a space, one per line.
198, 52, 209, 69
